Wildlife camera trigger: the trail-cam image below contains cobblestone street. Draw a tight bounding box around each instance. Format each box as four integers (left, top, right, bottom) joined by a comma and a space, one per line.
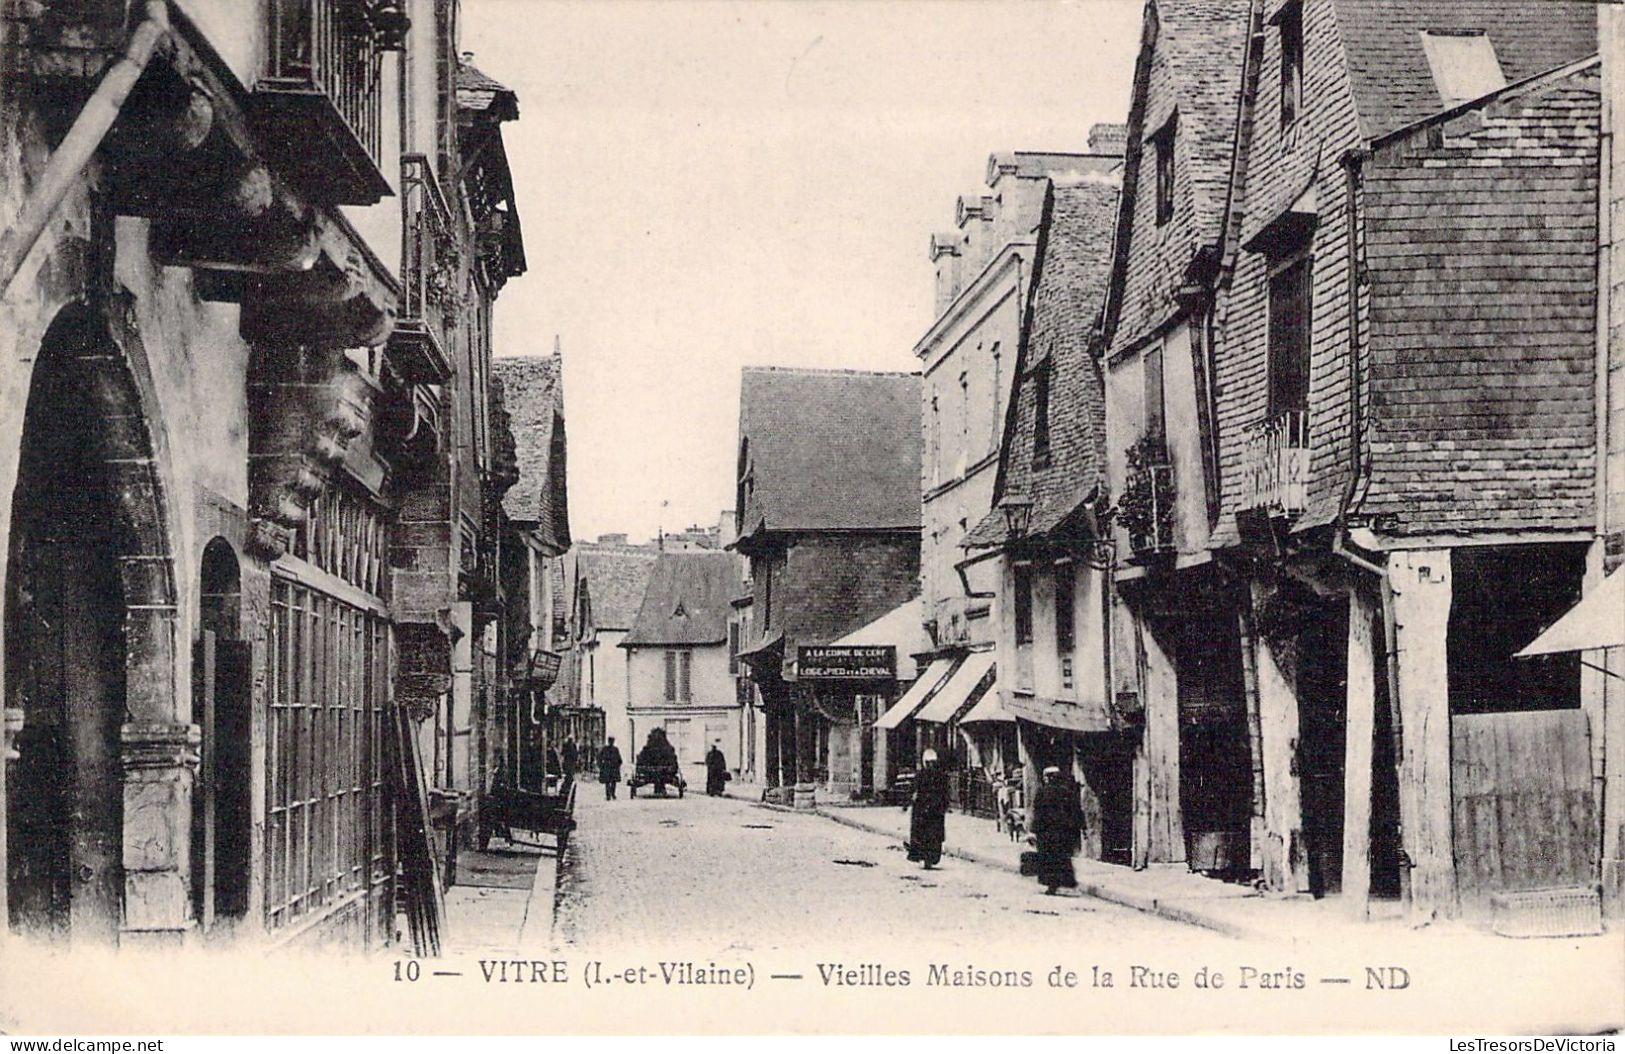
552, 786, 1199, 959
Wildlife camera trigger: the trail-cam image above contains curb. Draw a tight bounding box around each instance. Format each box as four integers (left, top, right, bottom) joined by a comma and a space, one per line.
805, 804, 1266, 942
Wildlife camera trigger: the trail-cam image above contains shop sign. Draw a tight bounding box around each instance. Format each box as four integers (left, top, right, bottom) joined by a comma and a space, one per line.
797, 645, 895, 680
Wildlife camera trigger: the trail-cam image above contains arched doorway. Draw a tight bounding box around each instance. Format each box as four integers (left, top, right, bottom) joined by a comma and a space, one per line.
194, 537, 249, 931
4, 304, 178, 943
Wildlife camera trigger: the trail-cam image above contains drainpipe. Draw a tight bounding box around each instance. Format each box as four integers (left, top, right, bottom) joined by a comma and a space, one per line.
0, 1, 172, 300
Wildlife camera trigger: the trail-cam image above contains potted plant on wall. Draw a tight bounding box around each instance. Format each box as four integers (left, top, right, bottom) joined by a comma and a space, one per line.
1117, 434, 1175, 560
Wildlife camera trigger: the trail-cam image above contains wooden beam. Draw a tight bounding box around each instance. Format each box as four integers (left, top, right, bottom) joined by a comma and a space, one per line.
1388, 550, 1459, 923
1250, 581, 1309, 893
1342, 588, 1379, 919
1139, 618, 1185, 864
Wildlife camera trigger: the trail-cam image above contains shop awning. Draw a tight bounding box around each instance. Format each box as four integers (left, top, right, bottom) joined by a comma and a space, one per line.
959, 681, 1014, 724
915, 651, 995, 724
1516, 568, 1625, 657
1002, 691, 1113, 734
873, 656, 958, 730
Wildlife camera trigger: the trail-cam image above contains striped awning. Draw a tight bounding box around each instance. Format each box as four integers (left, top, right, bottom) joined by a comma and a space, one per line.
873, 657, 958, 730
915, 651, 995, 724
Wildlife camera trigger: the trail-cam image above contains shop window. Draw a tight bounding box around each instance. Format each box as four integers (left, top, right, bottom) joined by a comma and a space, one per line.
1279, 0, 1303, 128
1013, 564, 1034, 645
1267, 256, 1312, 416
266, 576, 391, 939
1448, 545, 1585, 714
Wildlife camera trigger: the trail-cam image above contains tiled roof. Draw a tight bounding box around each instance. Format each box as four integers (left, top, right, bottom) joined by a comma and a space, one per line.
623, 551, 738, 646
1333, 0, 1597, 143
967, 181, 1121, 548
576, 543, 660, 631
735, 368, 923, 537
457, 61, 518, 119
493, 355, 570, 552
1354, 61, 1599, 535
1102, 0, 1253, 353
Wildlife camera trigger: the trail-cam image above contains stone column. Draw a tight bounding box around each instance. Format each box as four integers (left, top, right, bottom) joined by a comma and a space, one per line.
120, 720, 201, 945
1387, 549, 1458, 924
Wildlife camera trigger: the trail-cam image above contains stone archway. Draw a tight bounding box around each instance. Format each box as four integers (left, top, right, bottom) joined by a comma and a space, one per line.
4, 302, 193, 944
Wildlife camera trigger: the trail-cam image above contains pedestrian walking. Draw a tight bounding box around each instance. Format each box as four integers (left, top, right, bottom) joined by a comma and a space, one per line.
905, 749, 950, 869
562, 736, 579, 781
597, 737, 624, 800
1029, 765, 1083, 894
704, 741, 729, 796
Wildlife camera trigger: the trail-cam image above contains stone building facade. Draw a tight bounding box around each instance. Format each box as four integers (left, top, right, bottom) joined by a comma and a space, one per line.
0, 0, 534, 953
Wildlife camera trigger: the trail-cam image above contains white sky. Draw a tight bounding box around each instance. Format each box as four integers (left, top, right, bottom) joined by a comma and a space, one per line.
465, 0, 1143, 544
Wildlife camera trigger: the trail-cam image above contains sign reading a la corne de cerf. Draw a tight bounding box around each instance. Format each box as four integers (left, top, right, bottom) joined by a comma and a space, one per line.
797, 645, 896, 680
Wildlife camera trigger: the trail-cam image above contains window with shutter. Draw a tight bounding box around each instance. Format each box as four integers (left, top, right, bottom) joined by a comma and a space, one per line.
679, 650, 692, 702
1013, 564, 1034, 646
664, 651, 677, 702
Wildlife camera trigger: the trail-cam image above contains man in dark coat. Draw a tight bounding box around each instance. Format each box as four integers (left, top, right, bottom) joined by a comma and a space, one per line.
906, 749, 950, 869
562, 737, 579, 781
597, 737, 624, 800
704, 742, 729, 796
1029, 765, 1084, 894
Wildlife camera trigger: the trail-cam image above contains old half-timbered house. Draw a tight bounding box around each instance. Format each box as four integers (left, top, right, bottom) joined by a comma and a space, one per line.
1095, 0, 1255, 878
1, 0, 531, 954
1207, 0, 1602, 925
962, 176, 1124, 861
732, 367, 922, 804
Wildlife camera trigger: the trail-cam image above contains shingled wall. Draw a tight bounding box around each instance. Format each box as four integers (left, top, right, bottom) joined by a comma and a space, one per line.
1357, 68, 1600, 535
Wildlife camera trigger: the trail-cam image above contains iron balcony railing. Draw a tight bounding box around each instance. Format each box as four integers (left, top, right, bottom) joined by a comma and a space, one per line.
1239, 410, 1311, 517
261, 0, 388, 202
392, 154, 458, 383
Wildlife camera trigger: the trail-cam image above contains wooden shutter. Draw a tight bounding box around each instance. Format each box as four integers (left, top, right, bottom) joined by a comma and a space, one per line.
664, 651, 677, 702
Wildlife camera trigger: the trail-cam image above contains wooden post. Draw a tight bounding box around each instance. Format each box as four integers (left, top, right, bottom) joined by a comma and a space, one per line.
1140, 618, 1185, 864
1387, 550, 1458, 923
1236, 606, 1269, 873
1342, 588, 1379, 919
1249, 582, 1309, 893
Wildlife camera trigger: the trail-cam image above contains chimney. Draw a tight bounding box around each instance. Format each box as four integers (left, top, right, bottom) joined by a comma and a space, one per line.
1088, 122, 1128, 157
930, 232, 963, 316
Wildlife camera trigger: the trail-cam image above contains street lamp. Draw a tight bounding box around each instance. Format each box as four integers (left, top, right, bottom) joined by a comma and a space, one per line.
999, 495, 1033, 539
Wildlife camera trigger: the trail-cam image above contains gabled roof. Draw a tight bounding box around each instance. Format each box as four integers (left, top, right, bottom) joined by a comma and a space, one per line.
493, 354, 571, 553
734, 368, 923, 541
967, 180, 1121, 549
456, 61, 518, 120
1332, 0, 1597, 143
622, 551, 738, 647
576, 543, 660, 632
1099, 0, 1253, 353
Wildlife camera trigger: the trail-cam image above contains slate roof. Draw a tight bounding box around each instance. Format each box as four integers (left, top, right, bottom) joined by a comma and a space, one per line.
966, 181, 1122, 548
576, 543, 660, 632
623, 551, 738, 647
493, 354, 571, 552
456, 61, 518, 120
734, 368, 923, 540
1333, 0, 1597, 143
1101, 0, 1252, 353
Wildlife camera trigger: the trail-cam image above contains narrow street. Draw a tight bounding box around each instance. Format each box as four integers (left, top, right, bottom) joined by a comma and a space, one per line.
552, 788, 1199, 957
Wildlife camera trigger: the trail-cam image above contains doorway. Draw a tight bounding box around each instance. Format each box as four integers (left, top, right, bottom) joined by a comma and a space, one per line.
5, 305, 175, 942
194, 538, 250, 931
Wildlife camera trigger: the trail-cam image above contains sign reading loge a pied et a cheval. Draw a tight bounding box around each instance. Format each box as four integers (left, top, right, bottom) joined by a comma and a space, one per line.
797, 645, 896, 680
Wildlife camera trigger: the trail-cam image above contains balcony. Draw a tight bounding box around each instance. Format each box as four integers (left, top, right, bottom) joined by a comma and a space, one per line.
251, 0, 398, 205
387, 154, 458, 385
1239, 410, 1311, 517
1120, 438, 1176, 560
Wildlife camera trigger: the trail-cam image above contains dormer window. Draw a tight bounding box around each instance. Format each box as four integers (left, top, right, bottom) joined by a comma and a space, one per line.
1279, 1, 1303, 128
1151, 115, 1177, 227
1420, 30, 1506, 106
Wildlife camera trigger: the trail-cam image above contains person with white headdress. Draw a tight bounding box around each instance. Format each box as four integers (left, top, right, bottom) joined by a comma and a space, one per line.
905, 748, 950, 869
1028, 764, 1084, 894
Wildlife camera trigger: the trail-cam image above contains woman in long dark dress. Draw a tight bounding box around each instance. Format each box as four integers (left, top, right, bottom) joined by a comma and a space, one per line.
1029, 765, 1084, 893
704, 742, 729, 796
906, 749, 950, 869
